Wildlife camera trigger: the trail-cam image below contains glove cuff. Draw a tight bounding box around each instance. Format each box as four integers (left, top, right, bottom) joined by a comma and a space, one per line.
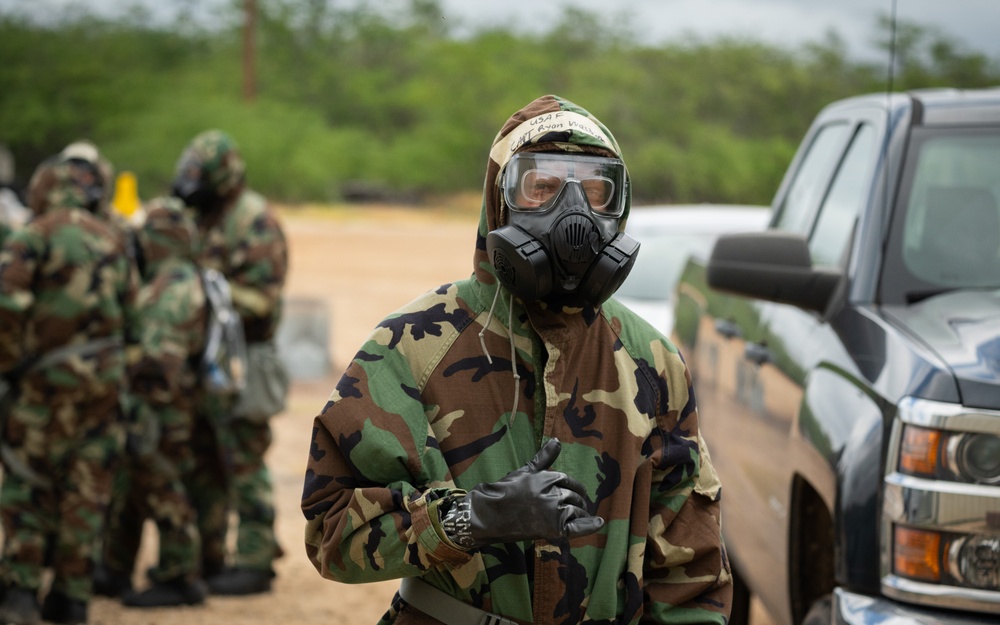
440, 496, 475, 549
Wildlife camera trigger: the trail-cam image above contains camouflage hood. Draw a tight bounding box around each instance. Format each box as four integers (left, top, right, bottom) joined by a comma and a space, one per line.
137, 196, 200, 278
26, 155, 105, 216
473, 95, 632, 290
174, 130, 246, 203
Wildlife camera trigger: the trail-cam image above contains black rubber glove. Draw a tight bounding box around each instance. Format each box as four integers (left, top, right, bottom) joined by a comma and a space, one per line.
442, 438, 604, 547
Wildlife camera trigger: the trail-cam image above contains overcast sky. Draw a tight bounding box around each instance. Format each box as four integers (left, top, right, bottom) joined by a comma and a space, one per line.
438, 0, 1000, 61
8, 0, 1000, 62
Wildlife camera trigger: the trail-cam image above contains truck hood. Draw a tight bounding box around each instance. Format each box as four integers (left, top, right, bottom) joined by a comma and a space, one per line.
883, 289, 1000, 410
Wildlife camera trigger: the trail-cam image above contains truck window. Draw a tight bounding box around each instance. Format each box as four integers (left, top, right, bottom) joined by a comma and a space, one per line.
774, 122, 850, 235
903, 133, 1000, 288
809, 123, 876, 266
882, 129, 1000, 302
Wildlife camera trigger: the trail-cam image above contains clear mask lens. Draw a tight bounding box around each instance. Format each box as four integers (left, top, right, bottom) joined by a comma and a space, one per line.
503, 153, 625, 216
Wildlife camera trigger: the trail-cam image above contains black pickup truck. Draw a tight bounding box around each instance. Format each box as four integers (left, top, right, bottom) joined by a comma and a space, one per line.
672, 88, 1000, 625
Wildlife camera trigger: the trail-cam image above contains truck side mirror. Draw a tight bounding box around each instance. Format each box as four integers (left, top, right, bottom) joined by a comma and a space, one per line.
706, 231, 842, 313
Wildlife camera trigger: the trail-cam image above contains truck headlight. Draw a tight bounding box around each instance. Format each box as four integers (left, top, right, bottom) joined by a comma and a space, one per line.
900, 425, 1000, 485
952, 433, 1000, 484
887, 398, 1000, 606
894, 526, 1000, 591
948, 535, 1000, 589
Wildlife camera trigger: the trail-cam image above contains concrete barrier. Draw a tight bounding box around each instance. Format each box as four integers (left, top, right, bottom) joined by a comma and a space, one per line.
275, 296, 332, 380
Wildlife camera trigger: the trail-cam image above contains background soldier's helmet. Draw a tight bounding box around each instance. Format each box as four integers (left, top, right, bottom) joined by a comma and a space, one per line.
136, 196, 200, 276
171, 130, 246, 210
26, 154, 106, 215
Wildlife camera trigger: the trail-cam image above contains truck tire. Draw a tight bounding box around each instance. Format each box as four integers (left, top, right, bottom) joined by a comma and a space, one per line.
800, 595, 832, 625
729, 565, 751, 625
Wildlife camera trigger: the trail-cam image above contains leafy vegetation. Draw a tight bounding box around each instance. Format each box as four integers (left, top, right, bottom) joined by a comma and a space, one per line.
1, 0, 998, 205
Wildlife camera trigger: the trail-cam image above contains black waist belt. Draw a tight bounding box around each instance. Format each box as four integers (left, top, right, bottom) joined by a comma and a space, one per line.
399, 577, 518, 625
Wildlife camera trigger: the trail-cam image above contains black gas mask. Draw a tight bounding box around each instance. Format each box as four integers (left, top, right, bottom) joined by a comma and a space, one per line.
65, 158, 105, 213
486, 152, 640, 305
171, 149, 225, 213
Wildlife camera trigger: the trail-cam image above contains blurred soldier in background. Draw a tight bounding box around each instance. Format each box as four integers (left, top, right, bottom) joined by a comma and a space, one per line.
0, 151, 138, 625
59, 141, 141, 264
96, 197, 210, 608
171, 130, 289, 595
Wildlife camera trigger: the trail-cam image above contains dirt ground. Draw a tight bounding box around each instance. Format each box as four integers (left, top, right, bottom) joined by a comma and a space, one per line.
89, 202, 775, 625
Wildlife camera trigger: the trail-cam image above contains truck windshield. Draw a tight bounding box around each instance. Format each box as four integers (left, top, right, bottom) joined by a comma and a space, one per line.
883, 127, 1000, 303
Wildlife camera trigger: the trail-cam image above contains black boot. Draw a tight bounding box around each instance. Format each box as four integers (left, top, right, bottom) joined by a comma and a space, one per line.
201, 558, 225, 580
92, 564, 132, 598
0, 585, 41, 625
205, 567, 273, 596
121, 578, 207, 608
40, 590, 87, 625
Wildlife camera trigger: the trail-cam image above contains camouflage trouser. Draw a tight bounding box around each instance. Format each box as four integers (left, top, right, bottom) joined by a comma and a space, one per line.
103, 405, 200, 583
102, 469, 142, 575
186, 408, 230, 577
0, 386, 123, 603
226, 418, 279, 571
190, 391, 280, 574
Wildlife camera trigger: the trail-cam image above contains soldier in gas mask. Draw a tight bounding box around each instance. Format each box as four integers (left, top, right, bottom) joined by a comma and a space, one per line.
96, 198, 210, 609
301, 95, 732, 625
0, 152, 139, 625
171, 130, 289, 596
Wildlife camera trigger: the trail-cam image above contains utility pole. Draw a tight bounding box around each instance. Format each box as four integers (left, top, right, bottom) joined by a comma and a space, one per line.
243, 0, 257, 102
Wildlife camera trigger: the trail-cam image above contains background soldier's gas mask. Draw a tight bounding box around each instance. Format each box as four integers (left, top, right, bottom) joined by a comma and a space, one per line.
170, 130, 246, 215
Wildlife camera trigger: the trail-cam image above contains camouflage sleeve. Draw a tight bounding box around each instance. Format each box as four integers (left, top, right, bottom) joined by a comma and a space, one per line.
302, 331, 473, 584
643, 354, 732, 625
129, 273, 197, 406
121, 243, 143, 349
227, 207, 287, 341
0, 226, 42, 372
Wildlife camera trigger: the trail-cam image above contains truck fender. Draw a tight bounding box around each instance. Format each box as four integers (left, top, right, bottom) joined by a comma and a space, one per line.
794, 366, 885, 599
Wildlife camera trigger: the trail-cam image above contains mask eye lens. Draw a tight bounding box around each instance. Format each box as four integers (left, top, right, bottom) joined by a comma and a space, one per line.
519, 170, 562, 208
504, 153, 625, 216
581, 177, 614, 212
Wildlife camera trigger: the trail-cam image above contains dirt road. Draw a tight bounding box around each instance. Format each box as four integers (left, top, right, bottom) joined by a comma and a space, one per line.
89, 203, 774, 625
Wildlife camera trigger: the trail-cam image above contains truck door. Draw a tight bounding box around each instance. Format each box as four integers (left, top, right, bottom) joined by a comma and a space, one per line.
746, 117, 881, 624
704, 111, 881, 625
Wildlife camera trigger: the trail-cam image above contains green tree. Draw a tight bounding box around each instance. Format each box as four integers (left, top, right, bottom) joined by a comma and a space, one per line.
1, 2, 998, 204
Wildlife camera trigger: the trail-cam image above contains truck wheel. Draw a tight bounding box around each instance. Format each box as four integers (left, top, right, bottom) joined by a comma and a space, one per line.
729, 566, 751, 625
800, 595, 831, 625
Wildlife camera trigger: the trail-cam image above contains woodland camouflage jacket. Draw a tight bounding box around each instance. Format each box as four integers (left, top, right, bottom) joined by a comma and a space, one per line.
129, 198, 207, 428
302, 95, 732, 625
0, 160, 138, 389
194, 188, 287, 343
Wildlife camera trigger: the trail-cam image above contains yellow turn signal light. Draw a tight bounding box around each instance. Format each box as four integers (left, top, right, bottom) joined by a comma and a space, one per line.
894, 526, 942, 582
900, 426, 941, 477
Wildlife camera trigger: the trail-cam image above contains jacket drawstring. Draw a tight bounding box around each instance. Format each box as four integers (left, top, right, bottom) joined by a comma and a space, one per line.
478, 286, 501, 362
478, 286, 521, 424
